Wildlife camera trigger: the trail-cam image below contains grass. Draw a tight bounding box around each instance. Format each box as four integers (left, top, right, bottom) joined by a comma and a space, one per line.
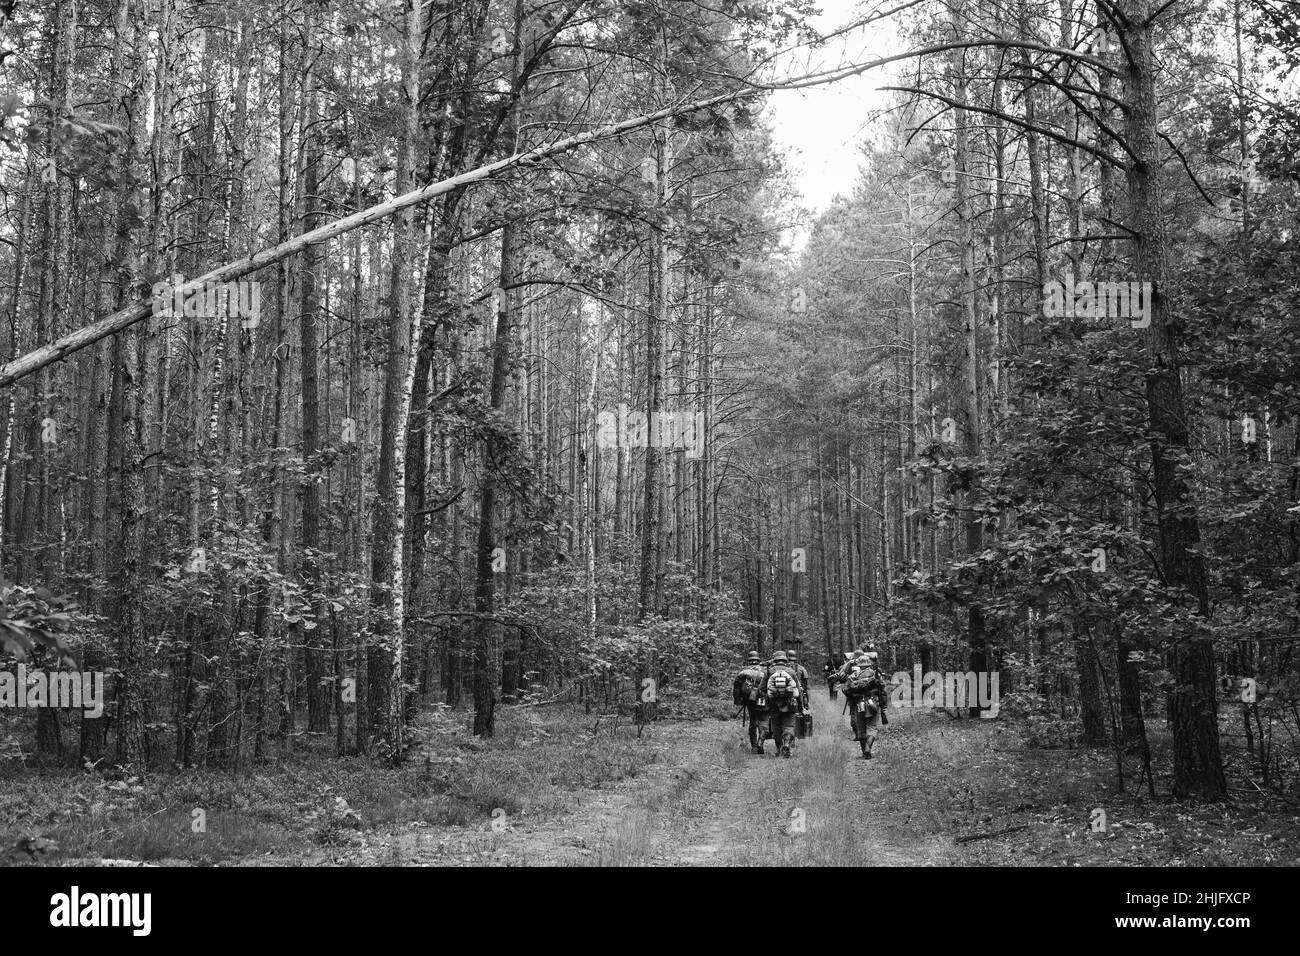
6, 692, 1295, 867
1, 698, 668, 866
721, 732, 942, 867
888, 709, 1300, 867
593, 811, 652, 866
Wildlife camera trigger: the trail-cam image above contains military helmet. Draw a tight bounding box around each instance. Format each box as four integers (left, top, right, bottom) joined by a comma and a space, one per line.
745, 650, 761, 664
771, 650, 788, 663
786, 648, 798, 660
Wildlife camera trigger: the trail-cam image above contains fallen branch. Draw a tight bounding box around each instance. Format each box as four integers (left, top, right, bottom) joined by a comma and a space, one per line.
515, 692, 574, 708
0, 88, 751, 388
956, 824, 1029, 844
0, 29, 1139, 389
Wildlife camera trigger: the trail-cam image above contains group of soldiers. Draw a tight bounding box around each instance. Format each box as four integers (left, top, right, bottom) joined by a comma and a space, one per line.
731, 645, 889, 760
731, 649, 811, 758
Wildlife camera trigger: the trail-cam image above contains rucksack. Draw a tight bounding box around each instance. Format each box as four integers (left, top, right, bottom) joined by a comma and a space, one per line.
733, 668, 762, 705
768, 668, 796, 703
846, 665, 879, 694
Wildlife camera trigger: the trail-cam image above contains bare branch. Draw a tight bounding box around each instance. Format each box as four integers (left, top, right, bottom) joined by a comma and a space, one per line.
883, 85, 1125, 168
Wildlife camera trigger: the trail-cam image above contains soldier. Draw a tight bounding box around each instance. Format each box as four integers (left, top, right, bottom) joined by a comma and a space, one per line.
732, 650, 769, 754
841, 650, 888, 759
824, 654, 838, 699
786, 648, 812, 701
764, 650, 803, 758
863, 647, 889, 729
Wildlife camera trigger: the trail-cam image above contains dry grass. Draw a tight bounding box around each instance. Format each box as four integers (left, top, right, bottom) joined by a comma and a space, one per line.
1, 700, 667, 866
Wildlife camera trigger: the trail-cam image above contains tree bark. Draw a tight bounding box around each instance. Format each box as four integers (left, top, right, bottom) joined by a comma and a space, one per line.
1120, 0, 1224, 799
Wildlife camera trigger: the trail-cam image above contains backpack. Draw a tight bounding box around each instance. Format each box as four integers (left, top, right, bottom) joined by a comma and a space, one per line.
734, 666, 765, 705
767, 668, 796, 705
846, 664, 879, 695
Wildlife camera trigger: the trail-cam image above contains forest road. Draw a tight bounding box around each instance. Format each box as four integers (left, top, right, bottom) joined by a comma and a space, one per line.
393, 688, 958, 866
639, 688, 955, 866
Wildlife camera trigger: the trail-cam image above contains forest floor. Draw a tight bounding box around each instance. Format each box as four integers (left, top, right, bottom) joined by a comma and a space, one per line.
4, 690, 1298, 866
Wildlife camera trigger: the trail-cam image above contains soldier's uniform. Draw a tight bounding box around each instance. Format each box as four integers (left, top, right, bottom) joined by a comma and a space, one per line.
765, 650, 803, 758
787, 650, 812, 701
843, 651, 886, 759
733, 651, 769, 754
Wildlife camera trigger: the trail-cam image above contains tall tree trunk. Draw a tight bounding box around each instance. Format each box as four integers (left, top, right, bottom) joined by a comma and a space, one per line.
368, 0, 425, 759
950, 11, 987, 713
472, 222, 518, 736
1120, 0, 1224, 799
1077, 632, 1108, 746
107, 0, 147, 765
298, 10, 330, 734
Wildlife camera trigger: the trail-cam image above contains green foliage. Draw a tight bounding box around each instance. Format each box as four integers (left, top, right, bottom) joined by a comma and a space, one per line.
0, 582, 78, 665
496, 541, 748, 702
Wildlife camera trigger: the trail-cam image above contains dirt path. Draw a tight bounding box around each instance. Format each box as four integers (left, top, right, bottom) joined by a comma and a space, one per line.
649, 687, 957, 866
367, 685, 960, 866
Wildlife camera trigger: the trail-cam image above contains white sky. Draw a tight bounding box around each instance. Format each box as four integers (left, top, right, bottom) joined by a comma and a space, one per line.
765, 0, 904, 222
